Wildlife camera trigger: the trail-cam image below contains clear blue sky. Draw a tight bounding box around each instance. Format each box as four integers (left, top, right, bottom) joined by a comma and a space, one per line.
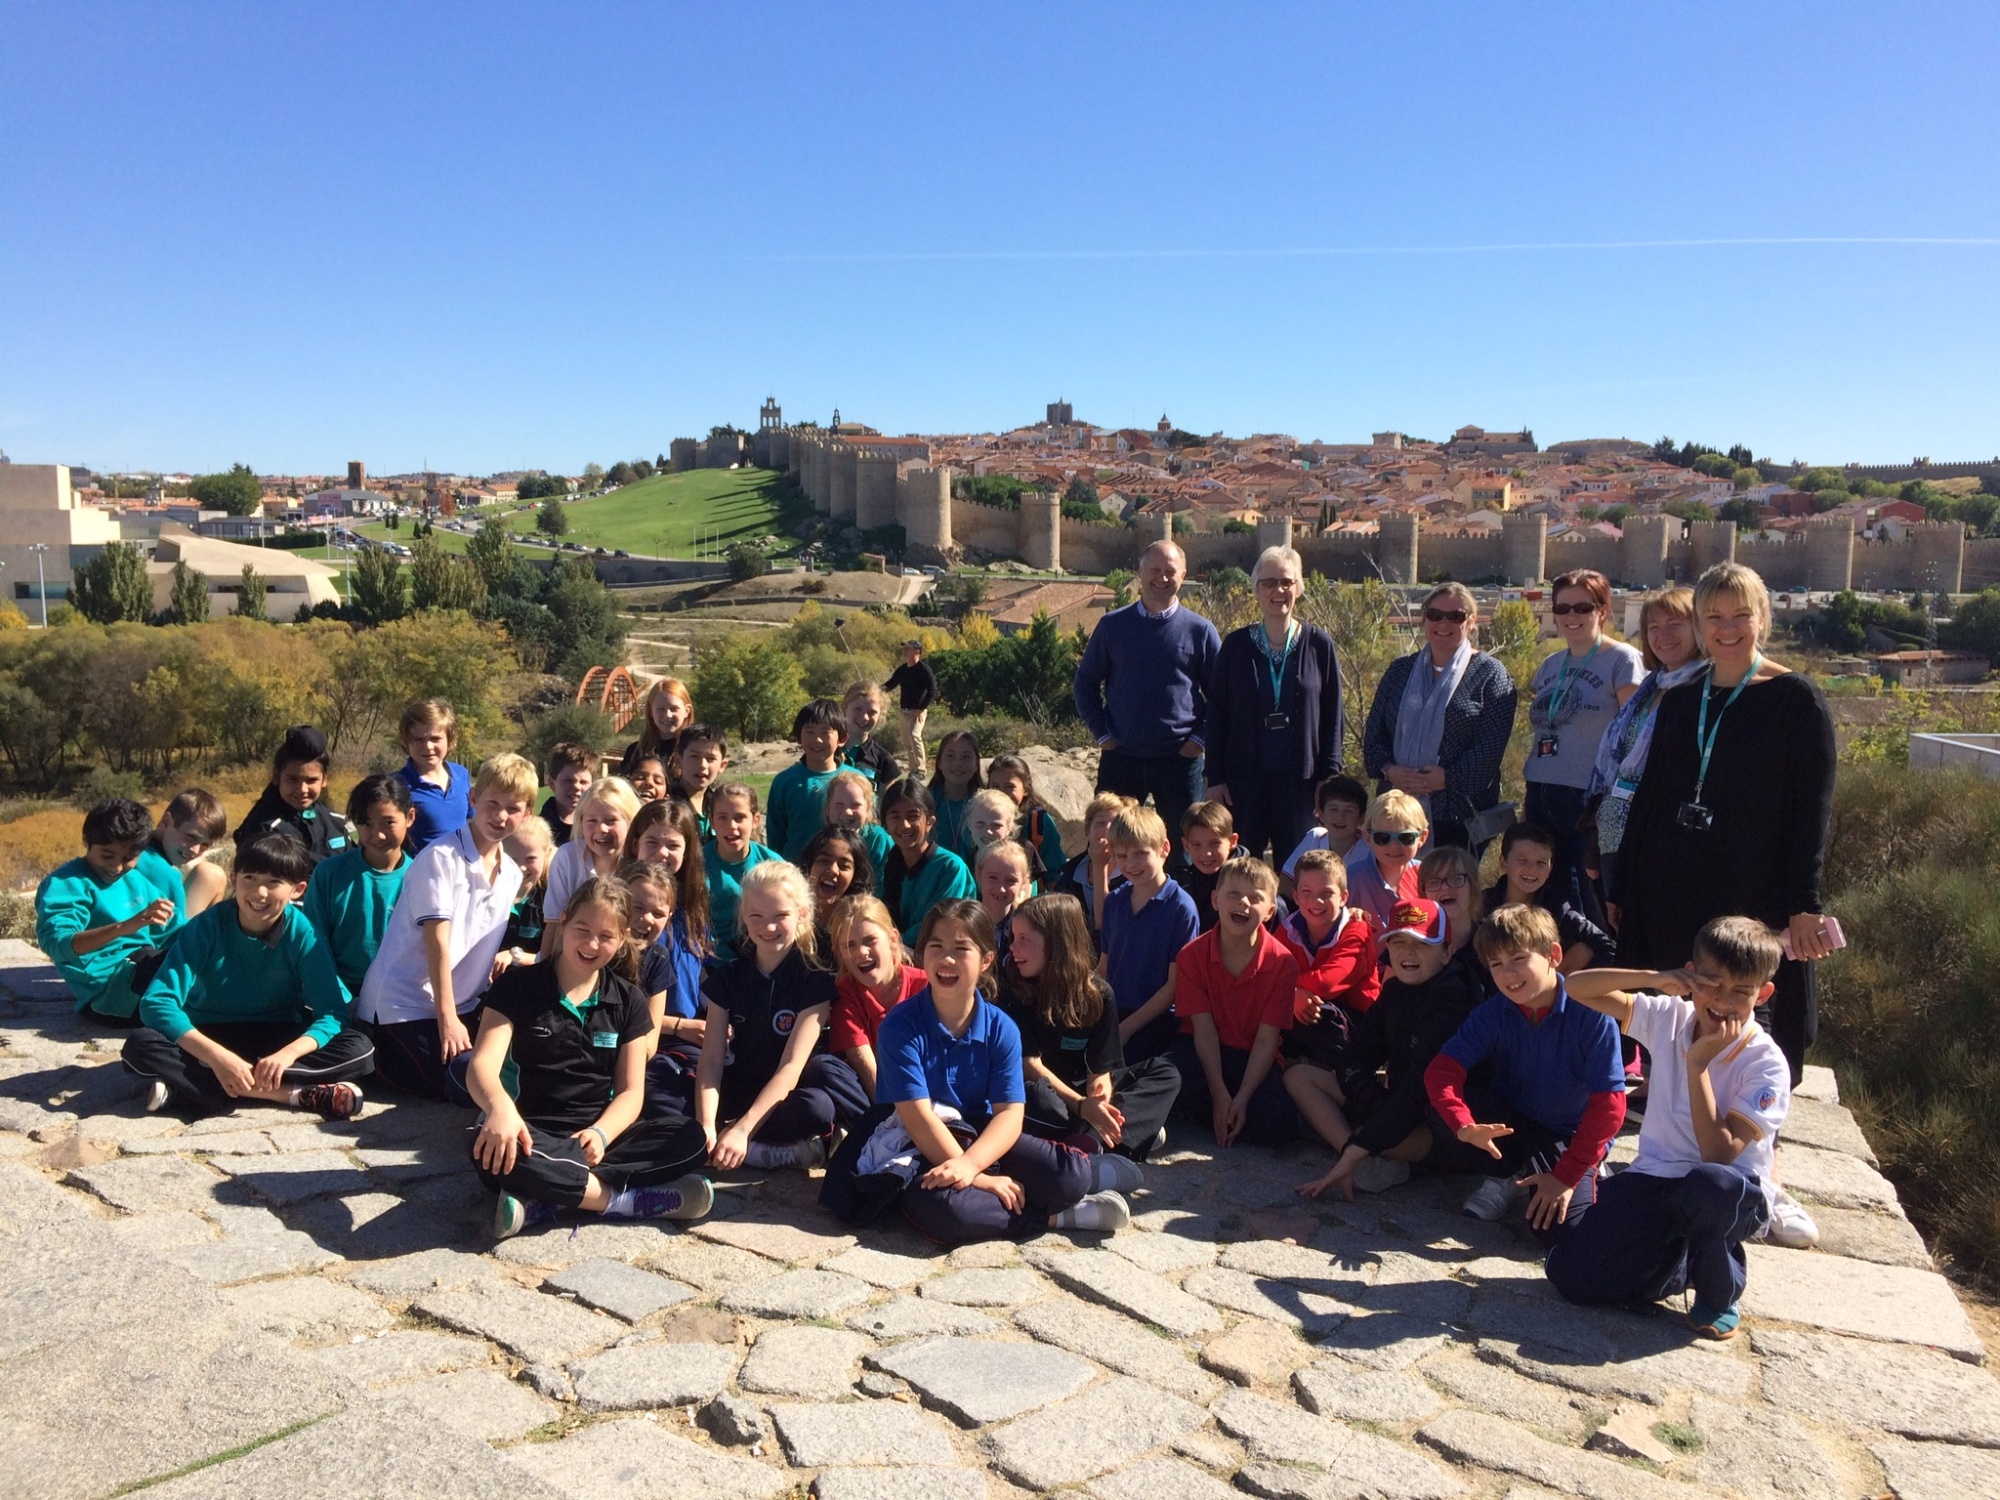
5, 2, 1997, 476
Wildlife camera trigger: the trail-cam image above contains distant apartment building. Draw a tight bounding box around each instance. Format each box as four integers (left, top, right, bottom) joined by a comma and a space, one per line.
0, 464, 120, 605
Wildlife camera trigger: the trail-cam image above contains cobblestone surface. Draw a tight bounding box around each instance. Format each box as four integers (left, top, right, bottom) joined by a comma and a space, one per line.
2, 940, 1992, 1500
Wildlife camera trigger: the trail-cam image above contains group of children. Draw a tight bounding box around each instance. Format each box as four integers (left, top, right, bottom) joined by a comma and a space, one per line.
34, 679, 1798, 1338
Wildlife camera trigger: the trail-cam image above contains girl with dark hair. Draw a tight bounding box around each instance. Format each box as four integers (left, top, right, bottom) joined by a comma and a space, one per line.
878, 778, 976, 946
232, 725, 351, 867
926, 729, 985, 859
303, 775, 415, 1004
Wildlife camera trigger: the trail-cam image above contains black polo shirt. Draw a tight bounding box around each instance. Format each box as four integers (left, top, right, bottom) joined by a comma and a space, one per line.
701, 947, 836, 1120
1003, 977, 1124, 1090
485, 962, 651, 1131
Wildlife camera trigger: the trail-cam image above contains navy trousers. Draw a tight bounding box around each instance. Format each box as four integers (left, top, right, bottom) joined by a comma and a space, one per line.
1545, 1163, 1771, 1313
1097, 747, 1205, 859
1022, 1055, 1182, 1160
1169, 1037, 1301, 1146
900, 1132, 1092, 1244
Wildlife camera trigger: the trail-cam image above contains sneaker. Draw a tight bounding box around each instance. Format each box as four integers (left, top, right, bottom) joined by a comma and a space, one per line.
142, 1080, 171, 1113
1762, 1187, 1820, 1249
1687, 1300, 1742, 1340
297, 1081, 364, 1120
1351, 1156, 1411, 1193
1052, 1190, 1131, 1233
493, 1192, 558, 1241
1462, 1175, 1525, 1222
1088, 1153, 1145, 1195
625, 1174, 714, 1222
793, 1134, 828, 1172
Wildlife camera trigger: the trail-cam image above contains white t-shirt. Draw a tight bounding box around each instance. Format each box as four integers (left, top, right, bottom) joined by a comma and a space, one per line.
1623, 991, 1790, 1209
1283, 826, 1329, 879
356, 824, 522, 1025
541, 840, 599, 922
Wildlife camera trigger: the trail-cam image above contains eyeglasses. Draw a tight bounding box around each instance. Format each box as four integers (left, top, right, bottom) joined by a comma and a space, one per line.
1424, 873, 1471, 890
1424, 608, 1468, 624
1255, 577, 1298, 589
1370, 829, 1422, 846
1551, 602, 1599, 617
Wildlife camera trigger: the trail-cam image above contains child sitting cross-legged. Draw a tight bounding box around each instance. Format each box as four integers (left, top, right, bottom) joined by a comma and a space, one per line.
767, 698, 850, 863
123, 834, 374, 1119
702, 782, 777, 962
1291, 897, 1483, 1200
303, 775, 415, 1006
148, 788, 229, 918
827, 894, 927, 1099
1172, 800, 1240, 935
1423, 903, 1628, 1241
1543, 917, 1790, 1340
1280, 848, 1381, 1070
540, 777, 641, 952
1169, 856, 1303, 1147
37, 797, 185, 1026
470, 874, 713, 1238
1345, 789, 1426, 931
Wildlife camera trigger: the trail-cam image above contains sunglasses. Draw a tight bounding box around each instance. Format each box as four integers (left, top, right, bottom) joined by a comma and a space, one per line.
1424, 608, 1468, 624
1551, 602, 1599, 617
1370, 829, 1423, 846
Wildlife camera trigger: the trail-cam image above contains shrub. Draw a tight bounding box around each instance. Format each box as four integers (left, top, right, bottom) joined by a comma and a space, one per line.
727, 542, 771, 582
693, 633, 806, 740
928, 612, 1083, 725
519, 703, 616, 781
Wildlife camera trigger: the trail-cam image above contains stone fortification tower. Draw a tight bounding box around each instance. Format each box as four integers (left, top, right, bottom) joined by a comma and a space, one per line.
1619, 513, 1674, 588
1502, 512, 1547, 585
1686, 519, 1736, 577
1376, 514, 1420, 584
1255, 516, 1293, 555
1910, 521, 1966, 595
854, 456, 899, 529
1805, 517, 1855, 592
1023, 490, 1061, 571
899, 466, 953, 563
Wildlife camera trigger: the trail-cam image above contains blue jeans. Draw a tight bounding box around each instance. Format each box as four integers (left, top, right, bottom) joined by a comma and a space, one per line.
1097, 747, 1205, 857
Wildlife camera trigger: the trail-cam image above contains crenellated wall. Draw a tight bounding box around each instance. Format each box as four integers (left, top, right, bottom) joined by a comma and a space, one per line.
1544, 532, 1623, 580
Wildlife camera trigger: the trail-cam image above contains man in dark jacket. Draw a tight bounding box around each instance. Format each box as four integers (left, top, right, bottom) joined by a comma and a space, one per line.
884, 640, 938, 780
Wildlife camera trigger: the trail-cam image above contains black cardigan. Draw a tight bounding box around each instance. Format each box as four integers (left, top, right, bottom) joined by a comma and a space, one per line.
1361, 650, 1519, 826
1205, 623, 1344, 788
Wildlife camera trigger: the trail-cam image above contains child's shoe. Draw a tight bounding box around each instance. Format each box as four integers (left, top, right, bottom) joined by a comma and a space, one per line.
1052, 1190, 1131, 1233
1088, 1153, 1145, 1195
142, 1080, 171, 1113
745, 1138, 819, 1171
1352, 1157, 1411, 1193
1462, 1175, 1525, 1221
613, 1174, 714, 1222
297, 1081, 364, 1120
793, 1133, 829, 1172
1687, 1300, 1742, 1340
1762, 1188, 1819, 1249
494, 1191, 558, 1241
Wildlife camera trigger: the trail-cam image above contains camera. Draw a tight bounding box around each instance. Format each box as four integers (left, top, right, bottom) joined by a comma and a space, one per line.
1676, 801, 1714, 833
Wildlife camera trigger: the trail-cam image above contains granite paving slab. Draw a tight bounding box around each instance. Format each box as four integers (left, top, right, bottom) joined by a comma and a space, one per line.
740, 1323, 872, 1399
570, 1337, 741, 1410
985, 1376, 1208, 1489
866, 1334, 1096, 1424
1780, 1094, 1877, 1162
1685, 1394, 1841, 1500
544, 1257, 698, 1321
1089, 1457, 1241, 1500
414, 1282, 625, 1366
822, 1244, 945, 1288
1200, 1316, 1315, 1386
376, 1366, 560, 1442
1418, 1352, 1602, 1442
1741, 1243, 1985, 1361
693, 1216, 858, 1263
1210, 1390, 1462, 1498
1023, 1244, 1224, 1336
508, 1416, 793, 1499
1418, 1408, 1711, 1500
1013, 1294, 1223, 1402
917, 1267, 1048, 1306
772, 1398, 959, 1467
813, 1469, 987, 1500
721, 1267, 875, 1318
306, 1329, 496, 1389
1294, 1360, 1443, 1424
207, 1148, 371, 1206
66, 1153, 221, 1213
848, 1295, 1003, 1341
220, 1276, 398, 1343
1751, 1326, 2000, 1444
1102, 1229, 1219, 1273
1182, 1265, 1355, 1335
1868, 1435, 2000, 1500
343, 1247, 500, 1299
1772, 1141, 1901, 1211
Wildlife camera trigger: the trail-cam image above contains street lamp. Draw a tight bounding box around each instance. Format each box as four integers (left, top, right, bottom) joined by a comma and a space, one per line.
28, 543, 49, 627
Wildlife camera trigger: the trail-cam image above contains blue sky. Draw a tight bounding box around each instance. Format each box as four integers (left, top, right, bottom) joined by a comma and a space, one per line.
4, 2, 1997, 475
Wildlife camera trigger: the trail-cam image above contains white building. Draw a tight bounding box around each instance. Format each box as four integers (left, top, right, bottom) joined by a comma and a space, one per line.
0, 464, 120, 608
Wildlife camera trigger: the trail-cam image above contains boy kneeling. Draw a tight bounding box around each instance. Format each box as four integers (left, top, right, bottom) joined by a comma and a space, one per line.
1544, 916, 1788, 1340
123, 835, 373, 1117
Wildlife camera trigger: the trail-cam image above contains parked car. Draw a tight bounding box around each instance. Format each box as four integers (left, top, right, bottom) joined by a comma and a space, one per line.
613, 549, 630, 558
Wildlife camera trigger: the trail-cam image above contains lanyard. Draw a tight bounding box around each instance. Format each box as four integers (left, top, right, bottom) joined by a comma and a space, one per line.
1693, 654, 1760, 801
1545, 638, 1601, 724
1257, 621, 1298, 708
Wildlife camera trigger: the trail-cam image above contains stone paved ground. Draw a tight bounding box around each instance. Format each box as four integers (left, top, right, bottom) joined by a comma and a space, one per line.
4, 935, 1997, 1500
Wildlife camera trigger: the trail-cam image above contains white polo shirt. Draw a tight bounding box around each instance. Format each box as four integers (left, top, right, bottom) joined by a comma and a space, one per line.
1623, 991, 1790, 1209
357, 824, 522, 1025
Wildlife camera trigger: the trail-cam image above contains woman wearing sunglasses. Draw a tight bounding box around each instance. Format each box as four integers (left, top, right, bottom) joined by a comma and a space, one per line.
1523, 569, 1644, 928
1362, 582, 1519, 852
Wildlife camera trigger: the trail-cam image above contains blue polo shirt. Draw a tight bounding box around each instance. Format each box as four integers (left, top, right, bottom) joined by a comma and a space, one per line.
1439, 981, 1626, 1136
1101, 876, 1199, 1014
399, 759, 472, 857
874, 987, 1026, 1120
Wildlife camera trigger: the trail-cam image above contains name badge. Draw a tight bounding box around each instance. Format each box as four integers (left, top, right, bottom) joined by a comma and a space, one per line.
327, 835, 348, 849
589, 1030, 620, 1049
1059, 1035, 1088, 1051
1535, 735, 1560, 758
1264, 712, 1290, 731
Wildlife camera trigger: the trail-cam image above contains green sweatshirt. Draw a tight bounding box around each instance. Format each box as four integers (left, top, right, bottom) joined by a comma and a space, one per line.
702, 839, 775, 963
765, 760, 844, 864
886, 843, 977, 947
36, 849, 186, 1014
140, 901, 349, 1048
302, 846, 409, 1002
858, 822, 895, 894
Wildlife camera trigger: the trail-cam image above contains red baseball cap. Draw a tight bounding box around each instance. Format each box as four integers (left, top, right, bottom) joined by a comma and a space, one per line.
1383, 898, 1449, 946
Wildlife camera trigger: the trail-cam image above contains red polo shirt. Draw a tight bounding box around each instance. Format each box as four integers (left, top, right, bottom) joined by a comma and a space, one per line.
830, 965, 928, 1052
1174, 927, 1299, 1051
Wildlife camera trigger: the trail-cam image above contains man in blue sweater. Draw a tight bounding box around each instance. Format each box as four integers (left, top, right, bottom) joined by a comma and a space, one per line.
1073, 540, 1220, 857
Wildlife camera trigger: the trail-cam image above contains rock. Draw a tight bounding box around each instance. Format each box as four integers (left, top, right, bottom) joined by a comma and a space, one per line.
1210, 1390, 1462, 1498
1023, 1245, 1223, 1336
1013, 745, 1095, 829
1090, 1457, 1241, 1500
1236, 1463, 1463, 1500
1751, 1327, 2000, 1445
162, 1226, 343, 1283
822, 1245, 945, 1288
947, 1239, 1018, 1268
1780, 1095, 1876, 1162
34, 1132, 116, 1170
1583, 1408, 1679, 1466
344, 1248, 500, 1299
1772, 1142, 1900, 1211
693, 1217, 857, 1264
221, 1276, 397, 1343
1171, 1429, 1245, 1470
491, 1219, 675, 1270
66, 1154, 219, 1213
1741, 1244, 1985, 1361
1869, 1436, 2000, 1500
522, 1363, 574, 1401
376, 1366, 558, 1442
1684, 1394, 1839, 1499
858, 1371, 906, 1397
740, 1324, 872, 1399
545, 1258, 697, 1321
207, 1147, 370, 1206
866, 1335, 1096, 1425
722, 1268, 874, 1319
1418, 1409, 1701, 1500
1294, 1361, 1441, 1424
814, 1469, 986, 1500
570, 1339, 740, 1410
770, 1399, 958, 1467
507, 1416, 791, 1499
1318, 1310, 1460, 1371
700, 1391, 770, 1446
1483, 1329, 1753, 1405
1200, 1317, 1313, 1387
986, 1376, 1208, 1490
414, 1282, 624, 1366
655, 1305, 746, 1344
1013, 1295, 1222, 1403
307, 1330, 495, 1389
917, 1267, 1047, 1306
1183, 1266, 1354, 1336
1103, 1231, 1218, 1274
1219, 1238, 1378, 1294
1419, 1353, 1601, 1442
848, 1295, 1002, 1341
1795, 1064, 1839, 1103
1809, 1204, 1934, 1269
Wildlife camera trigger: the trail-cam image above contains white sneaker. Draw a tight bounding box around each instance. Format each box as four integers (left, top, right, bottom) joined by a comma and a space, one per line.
1052, 1190, 1131, 1233
1763, 1187, 1820, 1249
142, 1080, 170, 1113
1462, 1175, 1524, 1222
1088, 1153, 1145, 1195
1351, 1156, 1411, 1193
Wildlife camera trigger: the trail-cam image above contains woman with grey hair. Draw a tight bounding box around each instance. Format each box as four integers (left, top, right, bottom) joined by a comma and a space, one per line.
1204, 546, 1345, 864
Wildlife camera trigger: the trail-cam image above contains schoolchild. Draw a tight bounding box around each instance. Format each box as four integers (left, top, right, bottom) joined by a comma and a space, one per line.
500, 816, 553, 961
674, 723, 730, 835
828, 895, 927, 1098
618, 858, 705, 1119
303, 775, 415, 1004
1418, 843, 1490, 993
1002, 892, 1180, 1160
627, 798, 710, 1008
148, 788, 229, 918
966, 789, 1048, 887
1422, 903, 1628, 1240
396, 698, 472, 856
540, 777, 641, 949
926, 729, 984, 859
802, 825, 874, 953
1168, 857, 1302, 1147
1280, 774, 1370, 884
231, 725, 351, 868
470, 874, 712, 1238
1102, 805, 1200, 1063
625, 752, 671, 806
1291, 897, 1483, 1200
1486, 822, 1614, 971
1059, 791, 1132, 946
123, 834, 373, 1118
702, 782, 776, 963
618, 677, 694, 778
984, 754, 1067, 885
878, 778, 977, 947
1172, 800, 1239, 934
841, 680, 902, 786
974, 838, 1032, 962
1344, 790, 1426, 931
539, 741, 595, 850
767, 698, 849, 863
823, 768, 896, 886
1280, 848, 1381, 1068
356, 753, 534, 1102
38, 797, 185, 1024
837, 899, 1127, 1241
696, 862, 868, 1169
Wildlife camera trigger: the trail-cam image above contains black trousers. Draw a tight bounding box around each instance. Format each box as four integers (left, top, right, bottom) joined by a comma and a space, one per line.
1169, 1037, 1301, 1146
651, 1054, 873, 1138
1546, 1164, 1770, 1314
901, 1132, 1092, 1244
1422, 1082, 1600, 1245
1097, 747, 1205, 859
473, 1116, 710, 1209
123, 1023, 375, 1113
366, 1015, 479, 1107
1225, 769, 1317, 869
1021, 1055, 1182, 1160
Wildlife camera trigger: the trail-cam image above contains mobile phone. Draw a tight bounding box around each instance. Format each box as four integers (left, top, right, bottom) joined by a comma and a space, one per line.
1780, 916, 1846, 961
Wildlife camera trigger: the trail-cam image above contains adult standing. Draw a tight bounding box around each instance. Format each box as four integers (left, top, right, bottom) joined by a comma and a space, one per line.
884, 640, 938, 781
1205, 546, 1344, 864
1522, 569, 1643, 923
1073, 540, 1221, 856
1362, 583, 1518, 851
1586, 585, 1703, 900
1613, 562, 1836, 1090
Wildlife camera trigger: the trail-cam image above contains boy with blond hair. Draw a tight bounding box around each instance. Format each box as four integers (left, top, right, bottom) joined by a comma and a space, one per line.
1060, 791, 1134, 944
1346, 789, 1427, 930
1104, 805, 1199, 1062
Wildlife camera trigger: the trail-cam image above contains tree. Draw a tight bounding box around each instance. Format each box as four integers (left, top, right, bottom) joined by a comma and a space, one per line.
1222, 518, 1255, 535
1061, 473, 1107, 521
409, 535, 486, 613
1104, 568, 1135, 607
465, 518, 518, 594
633, 458, 655, 480
605, 461, 636, 488
1944, 589, 2000, 663
1692, 452, 1736, 479
727, 542, 770, 582
1297, 576, 1398, 766
169, 560, 209, 624
71, 542, 153, 624
236, 565, 269, 622
694, 633, 806, 740
582, 462, 605, 489
353, 546, 406, 625
1482, 599, 1543, 682
538, 496, 569, 535
1172, 512, 1193, 536
188, 463, 264, 517
1727, 444, 1755, 467
1717, 498, 1764, 530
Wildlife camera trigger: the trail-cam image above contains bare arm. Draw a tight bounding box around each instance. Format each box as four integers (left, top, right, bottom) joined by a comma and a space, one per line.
844, 1043, 878, 1098
1117, 969, 1177, 1040
1686, 1021, 1759, 1165
727, 1005, 830, 1141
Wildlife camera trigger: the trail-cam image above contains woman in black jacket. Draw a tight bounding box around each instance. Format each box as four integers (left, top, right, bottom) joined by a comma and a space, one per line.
1205, 546, 1344, 865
